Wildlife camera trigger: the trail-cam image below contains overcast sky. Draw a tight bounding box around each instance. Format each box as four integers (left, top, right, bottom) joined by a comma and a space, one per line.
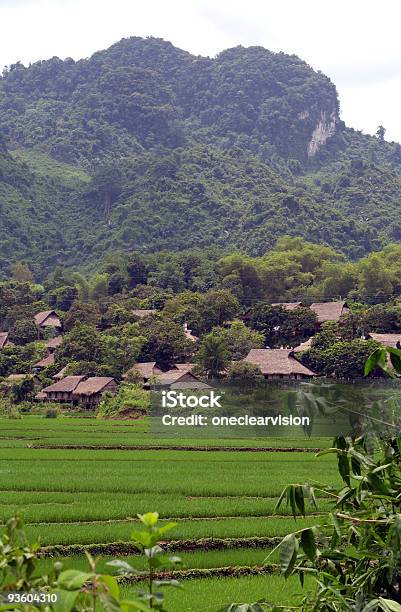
1, 0, 401, 142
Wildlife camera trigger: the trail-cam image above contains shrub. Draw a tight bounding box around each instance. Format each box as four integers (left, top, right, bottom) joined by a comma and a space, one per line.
8, 406, 21, 419
97, 383, 149, 418
226, 361, 264, 387
45, 408, 58, 418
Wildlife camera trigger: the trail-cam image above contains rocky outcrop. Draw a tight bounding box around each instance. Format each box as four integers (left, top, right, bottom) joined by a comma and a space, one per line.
307, 111, 337, 157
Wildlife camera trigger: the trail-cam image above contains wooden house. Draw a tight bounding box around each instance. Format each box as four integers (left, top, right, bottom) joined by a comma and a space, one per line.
271, 302, 303, 311
310, 301, 348, 326
123, 362, 196, 388
123, 362, 163, 385
38, 376, 117, 407
45, 336, 63, 355
34, 310, 62, 332
293, 338, 313, 353
244, 348, 317, 380
1, 374, 32, 393
153, 369, 211, 390
173, 363, 195, 373
132, 309, 156, 319
72, 377, 117, 408
53, 365, 69, 380
366, 333, 401, 349
38, 376, 86, 403
32, 353, 55, 372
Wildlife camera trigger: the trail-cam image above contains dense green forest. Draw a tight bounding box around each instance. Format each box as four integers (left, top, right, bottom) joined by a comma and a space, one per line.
3, 237, 401, 384
1, 36, 401, 278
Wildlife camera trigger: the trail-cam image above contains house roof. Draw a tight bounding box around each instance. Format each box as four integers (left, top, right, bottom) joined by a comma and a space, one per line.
244, 349, 317, 376
368, 333, 401, 348
173, 363, 195, 372
310, 301, 347, 323
123, 362, 162, 380
272, 302, 303, 311
293, 338, 313, 353
45, 336, 63, 349
34, 310, 61, 327
0, 332, 9, 349
132, 309, 156, 319
33, 354, 55, 368
1, 374, 31, 388
171, 380, 212, 390
5, 374, 28, 382
42, 376, 86, 393
155, 370, 201, 384
53, 365, 69, 380
73, 377, 116, 396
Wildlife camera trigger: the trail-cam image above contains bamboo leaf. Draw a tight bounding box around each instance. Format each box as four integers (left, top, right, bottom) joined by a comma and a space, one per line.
300, 528, 317, 561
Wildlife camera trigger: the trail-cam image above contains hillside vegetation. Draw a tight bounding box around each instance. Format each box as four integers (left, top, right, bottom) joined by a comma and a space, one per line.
1, 37, 401, 276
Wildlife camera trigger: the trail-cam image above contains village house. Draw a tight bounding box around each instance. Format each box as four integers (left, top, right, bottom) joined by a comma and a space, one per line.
244, 348, 317, 380
38, 376, 117, 407
0, 332, 11, 349
1, 374, 33, 393
271, 302, 303, 310
310, 301, 349, 326
45, 336, 63, 355
34, 310, 62, 333
293, 338, 313, 353
32, 353, 55, 372
364, 333, 401, 371
37, 376, 86, 403
53, 365, 69, 380
132, 309, 156, 319
123, 362, 163, 386
4, 374, 28, 384
366, 333, 401, 348
72, 377, 118, 408
153, 369, 211, 390
30, 336, 61, 373
123, 362, 196, 388
173, 363, 195, 373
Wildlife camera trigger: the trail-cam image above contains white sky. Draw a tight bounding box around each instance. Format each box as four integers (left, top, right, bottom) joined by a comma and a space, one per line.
1, 0, 401, 141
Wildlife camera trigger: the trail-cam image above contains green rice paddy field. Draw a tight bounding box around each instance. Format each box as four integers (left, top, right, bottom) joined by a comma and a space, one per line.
0, 416, 338, 610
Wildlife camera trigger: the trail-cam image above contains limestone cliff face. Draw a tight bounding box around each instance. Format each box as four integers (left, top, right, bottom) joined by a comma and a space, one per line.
307, 111, 337, 157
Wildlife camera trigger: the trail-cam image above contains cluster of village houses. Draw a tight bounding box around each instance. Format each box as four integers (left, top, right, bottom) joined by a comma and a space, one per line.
0, 301, 399, 409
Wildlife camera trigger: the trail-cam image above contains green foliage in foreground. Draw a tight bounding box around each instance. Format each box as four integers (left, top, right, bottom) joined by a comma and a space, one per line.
253, 435, 401, 611
0, 512, 181, 611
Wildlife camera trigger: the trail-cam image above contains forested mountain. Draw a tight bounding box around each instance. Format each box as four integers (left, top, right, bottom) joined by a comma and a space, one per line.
1, 36, 401, 278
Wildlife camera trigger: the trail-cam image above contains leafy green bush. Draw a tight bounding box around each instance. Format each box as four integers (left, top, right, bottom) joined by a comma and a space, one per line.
45, 408, 58, 419
8, 406, 21, 419
97, 384, 149, 419
269, 435, 401, 611
0, 513, 182, 611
